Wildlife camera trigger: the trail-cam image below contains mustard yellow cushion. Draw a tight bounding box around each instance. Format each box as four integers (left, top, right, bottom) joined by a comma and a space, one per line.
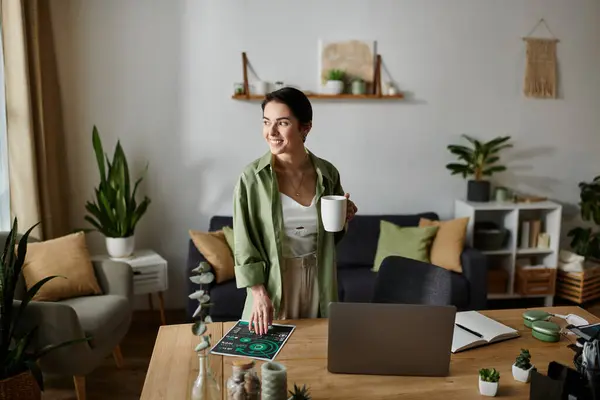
22, 231, 103, 301
189, 229, 235, 283
419, 217, 469, 274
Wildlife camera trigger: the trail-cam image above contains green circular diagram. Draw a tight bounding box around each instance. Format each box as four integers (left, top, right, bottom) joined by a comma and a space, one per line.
236, 340, 279, 358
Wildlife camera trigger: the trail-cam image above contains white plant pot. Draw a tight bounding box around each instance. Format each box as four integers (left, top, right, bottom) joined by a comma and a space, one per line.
106, 236, 135, 259
512, 363, 534, 383
324, 80, 344, 95
478, 378, 498, 397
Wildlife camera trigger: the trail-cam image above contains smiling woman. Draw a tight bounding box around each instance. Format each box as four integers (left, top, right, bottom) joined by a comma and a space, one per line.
232, 87, 358, 335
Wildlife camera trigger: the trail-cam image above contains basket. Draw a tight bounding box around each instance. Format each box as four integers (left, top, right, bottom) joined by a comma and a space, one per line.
488, 268, 509, 293
515, 267, 556, 296
556, 263, 600, 304
474, 228, 509, 251
0, 371, 40, 400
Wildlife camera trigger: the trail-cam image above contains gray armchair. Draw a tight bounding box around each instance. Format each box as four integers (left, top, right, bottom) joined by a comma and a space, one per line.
7, 232, 134, 400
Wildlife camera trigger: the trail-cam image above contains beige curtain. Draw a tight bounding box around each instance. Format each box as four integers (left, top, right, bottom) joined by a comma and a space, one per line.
2, 0, 70, 240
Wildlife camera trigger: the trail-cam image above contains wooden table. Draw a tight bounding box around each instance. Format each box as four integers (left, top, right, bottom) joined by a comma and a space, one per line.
140, 306, 596, 399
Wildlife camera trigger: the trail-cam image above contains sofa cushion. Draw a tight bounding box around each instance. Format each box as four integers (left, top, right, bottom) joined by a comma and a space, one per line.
337, 266, 377, 303
22, 232, 103, 302
336, 213, 438, 268
419, 217, 469, 274
373, 220, 439, 271
209, 216, 233, 231
189, 229, 234, 283
60, 294, 130, 348
209, 279, 246, 321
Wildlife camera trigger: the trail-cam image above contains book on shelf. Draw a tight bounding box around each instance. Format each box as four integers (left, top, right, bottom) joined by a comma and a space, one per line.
451, 311, 519, 353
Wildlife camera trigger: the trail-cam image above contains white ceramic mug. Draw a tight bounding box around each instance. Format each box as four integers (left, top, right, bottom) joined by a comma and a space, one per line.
321, 195, 347, 232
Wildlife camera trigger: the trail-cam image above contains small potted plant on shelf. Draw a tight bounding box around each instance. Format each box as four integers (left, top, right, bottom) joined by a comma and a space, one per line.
478, 367, 500, 396
288, 383, 311, 400
446, 134, 512, 202
323, 69, 346, 95
84, 125, 151, 259
351, 77, 366, 95
567, 175, 600, 263
512, 348, 535, 383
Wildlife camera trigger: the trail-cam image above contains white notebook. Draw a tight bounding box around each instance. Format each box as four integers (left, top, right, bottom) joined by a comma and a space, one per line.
451, 311, 519, 353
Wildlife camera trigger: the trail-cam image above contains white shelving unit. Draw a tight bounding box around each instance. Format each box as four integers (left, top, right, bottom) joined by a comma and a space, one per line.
454, 199, 562, 307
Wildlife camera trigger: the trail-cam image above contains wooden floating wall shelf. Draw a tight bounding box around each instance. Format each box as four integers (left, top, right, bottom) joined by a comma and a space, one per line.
231, 93, 404, 101
233, 52, 404, 101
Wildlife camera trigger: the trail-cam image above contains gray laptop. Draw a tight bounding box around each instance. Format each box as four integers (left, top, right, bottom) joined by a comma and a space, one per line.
327, 302, 457, 376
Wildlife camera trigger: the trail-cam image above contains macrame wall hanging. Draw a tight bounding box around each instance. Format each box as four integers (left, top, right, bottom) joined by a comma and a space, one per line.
522, 18, 559, 99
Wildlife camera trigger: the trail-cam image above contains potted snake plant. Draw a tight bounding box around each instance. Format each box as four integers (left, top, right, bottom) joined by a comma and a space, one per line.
84, 126, 151, 259
0, 218, 91, 399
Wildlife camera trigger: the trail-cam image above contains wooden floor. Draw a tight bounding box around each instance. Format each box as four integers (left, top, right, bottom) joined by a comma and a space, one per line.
42, 309, 187, 400
42, 299, 600, 399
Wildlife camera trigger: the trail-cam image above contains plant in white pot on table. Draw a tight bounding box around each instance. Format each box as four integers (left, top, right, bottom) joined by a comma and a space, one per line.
84, 126, 151, 259
478, 368, 500, 396
323, 69, 346, 95
446, 134, 513, 202
512, 348, 535, 383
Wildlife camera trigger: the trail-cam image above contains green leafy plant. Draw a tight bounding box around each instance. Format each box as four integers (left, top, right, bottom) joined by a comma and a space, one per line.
568, 176, 600, 259
446, 135, 513, 181
479, 368, 500, 382
189, 262, 215, 352
289, 383, 311, 400
326, 69, 345, 81
84, 125, 151, 238
514, 348, 532, 370
0, 218, 91, 391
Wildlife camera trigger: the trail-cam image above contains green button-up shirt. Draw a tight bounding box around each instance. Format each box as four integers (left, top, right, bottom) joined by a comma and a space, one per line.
233, 148, 346, 321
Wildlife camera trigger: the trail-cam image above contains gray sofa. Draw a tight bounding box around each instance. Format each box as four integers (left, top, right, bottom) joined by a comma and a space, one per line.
186, 213, 488, 321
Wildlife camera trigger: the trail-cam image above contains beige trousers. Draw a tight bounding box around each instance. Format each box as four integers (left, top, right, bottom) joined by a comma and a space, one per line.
278, 252, 319, 320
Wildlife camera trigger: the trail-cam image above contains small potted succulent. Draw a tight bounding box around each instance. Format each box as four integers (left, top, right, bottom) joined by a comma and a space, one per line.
478, 368, 500, 397
512, 348, 535, 383
323, 69, 346, 95
288, 383, 311, 400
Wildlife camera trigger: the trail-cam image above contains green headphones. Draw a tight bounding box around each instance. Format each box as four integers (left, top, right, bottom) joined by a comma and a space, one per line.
522, 310, 561, 343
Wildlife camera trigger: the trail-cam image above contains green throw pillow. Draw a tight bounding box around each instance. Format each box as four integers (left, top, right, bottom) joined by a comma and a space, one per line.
372, 220, 439, 271
222, 226, 234, 252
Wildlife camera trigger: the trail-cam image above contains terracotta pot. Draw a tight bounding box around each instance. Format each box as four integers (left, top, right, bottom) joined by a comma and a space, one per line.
0, 371, 41, 400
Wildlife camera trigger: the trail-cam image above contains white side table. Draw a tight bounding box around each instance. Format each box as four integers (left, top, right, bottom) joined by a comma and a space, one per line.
92, 249, 169, 325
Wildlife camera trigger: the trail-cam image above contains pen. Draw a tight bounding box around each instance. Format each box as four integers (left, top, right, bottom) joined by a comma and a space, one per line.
456, 323, 483, 338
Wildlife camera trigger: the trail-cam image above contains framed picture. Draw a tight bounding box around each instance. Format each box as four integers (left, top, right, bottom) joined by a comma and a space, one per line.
317, 39, 377, 92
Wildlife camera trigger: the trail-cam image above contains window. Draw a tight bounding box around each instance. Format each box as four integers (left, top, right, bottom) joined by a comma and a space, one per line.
0, 22, 9, 231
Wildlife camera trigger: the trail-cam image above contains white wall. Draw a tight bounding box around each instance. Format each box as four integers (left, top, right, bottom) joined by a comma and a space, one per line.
50, 0, 600, 310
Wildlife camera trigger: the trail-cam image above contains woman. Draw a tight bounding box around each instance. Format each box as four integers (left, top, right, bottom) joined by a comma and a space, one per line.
232, 87, 357, 335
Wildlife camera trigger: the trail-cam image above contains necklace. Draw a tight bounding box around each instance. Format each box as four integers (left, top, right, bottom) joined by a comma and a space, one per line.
290, 170, 305, 197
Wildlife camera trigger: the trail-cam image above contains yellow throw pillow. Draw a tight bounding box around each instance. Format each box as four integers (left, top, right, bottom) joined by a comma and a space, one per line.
22, 232, 103, 302
189, 229, 235, 283
419, 217, 469, 274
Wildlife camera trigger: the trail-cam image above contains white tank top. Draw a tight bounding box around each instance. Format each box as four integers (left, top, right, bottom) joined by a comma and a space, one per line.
280, 193, 318, 258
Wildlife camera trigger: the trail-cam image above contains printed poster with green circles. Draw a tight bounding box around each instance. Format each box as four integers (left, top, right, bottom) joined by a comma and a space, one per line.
210, 320, 296, 361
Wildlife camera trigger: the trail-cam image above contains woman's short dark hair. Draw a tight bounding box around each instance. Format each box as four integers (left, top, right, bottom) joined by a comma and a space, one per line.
261, 87, 313, 125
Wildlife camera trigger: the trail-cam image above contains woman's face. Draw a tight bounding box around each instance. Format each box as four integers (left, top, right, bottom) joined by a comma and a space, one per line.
262, 101, 309, 156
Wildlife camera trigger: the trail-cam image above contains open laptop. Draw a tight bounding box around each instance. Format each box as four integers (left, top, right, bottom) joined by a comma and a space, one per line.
327, 302, 457, 377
